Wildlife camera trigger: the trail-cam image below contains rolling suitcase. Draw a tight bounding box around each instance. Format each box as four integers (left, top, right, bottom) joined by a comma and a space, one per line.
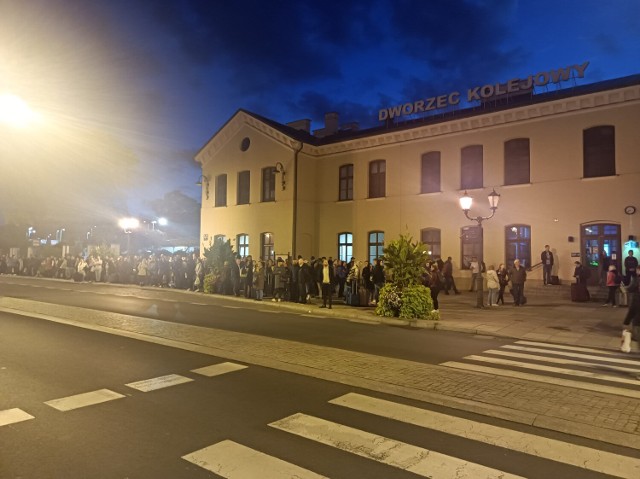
571, 283, 590, 302
73, 272, 83, 282
550, 275, 560, 285
358, 287, 370, 307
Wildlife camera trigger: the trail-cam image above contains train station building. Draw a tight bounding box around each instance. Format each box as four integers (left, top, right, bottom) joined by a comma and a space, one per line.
195, 64, 640, 285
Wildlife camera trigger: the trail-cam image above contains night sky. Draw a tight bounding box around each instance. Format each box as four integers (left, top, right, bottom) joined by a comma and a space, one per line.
1, 0, 639, 224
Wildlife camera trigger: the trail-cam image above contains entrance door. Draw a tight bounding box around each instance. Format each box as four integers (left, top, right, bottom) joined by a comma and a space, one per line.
581, 223, 621, 286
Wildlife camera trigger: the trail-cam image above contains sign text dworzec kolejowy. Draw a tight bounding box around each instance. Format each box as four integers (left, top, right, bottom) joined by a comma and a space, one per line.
378, 62, 590, 122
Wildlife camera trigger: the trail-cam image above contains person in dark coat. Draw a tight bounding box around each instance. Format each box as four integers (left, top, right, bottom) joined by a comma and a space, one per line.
319, 258, 335, 309
297, 257, 311, 304
509, 259, 527, 306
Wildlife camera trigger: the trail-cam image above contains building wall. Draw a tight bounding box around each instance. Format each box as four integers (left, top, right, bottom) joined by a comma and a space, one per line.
197, 85, 640, 282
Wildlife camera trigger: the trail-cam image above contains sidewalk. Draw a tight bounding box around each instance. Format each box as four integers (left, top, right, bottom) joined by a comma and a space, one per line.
1, 276, 639, 451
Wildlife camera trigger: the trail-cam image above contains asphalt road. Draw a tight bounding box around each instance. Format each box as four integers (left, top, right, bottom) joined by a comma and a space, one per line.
0, 277, 512, 365
1, 310, 626, 479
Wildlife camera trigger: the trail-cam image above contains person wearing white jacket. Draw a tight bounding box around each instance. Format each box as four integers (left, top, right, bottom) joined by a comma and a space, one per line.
486, 264, 500, 306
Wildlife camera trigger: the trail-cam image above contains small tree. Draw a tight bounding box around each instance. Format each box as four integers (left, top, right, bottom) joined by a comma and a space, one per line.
376, 234, 438, 320
202, 239, 235, 277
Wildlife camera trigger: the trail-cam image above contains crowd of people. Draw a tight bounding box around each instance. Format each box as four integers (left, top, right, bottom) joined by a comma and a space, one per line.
0, 253, 206, 290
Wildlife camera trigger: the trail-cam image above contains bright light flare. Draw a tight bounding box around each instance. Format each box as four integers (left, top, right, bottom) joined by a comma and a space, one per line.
0, 93, 40, 128
118, 217, 139, 231
157, 217, 168, 226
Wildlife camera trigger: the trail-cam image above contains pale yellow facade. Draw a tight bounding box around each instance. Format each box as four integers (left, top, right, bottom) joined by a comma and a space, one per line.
196, 76, 640, 285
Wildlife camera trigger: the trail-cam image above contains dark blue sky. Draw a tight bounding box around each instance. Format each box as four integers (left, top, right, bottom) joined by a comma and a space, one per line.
1, 0, 639, 219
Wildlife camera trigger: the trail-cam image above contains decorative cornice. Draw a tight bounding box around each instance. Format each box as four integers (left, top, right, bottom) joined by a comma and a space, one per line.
198, 84, 640, 162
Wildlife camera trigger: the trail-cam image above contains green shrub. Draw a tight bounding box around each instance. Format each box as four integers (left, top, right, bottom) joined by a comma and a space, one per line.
203, 273, 216, 294
376, 284, 402, 317
398, 284, 434, 320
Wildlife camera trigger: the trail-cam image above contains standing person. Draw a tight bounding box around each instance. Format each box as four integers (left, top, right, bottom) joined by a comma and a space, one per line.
541, 245, 554, 286
244, 255, 254, 299
319, 258, 335, 309
468, 256, 480, 292
231, 257, 241, 296
624, 250, 638, 284
361, 260, 374, 304
297, 256, 310, 304
486, 264, 500, 306
442, 256, 460, 295
194, 257, 205, 292
496, 263, 509, 305
509, 259, 527, 306
429, 263, 443, 311
623, 274, 639, 346
253, 260, 265, 300
603, 265, 619, 307
272, 257, 286, 302
336, 261, 347, 298
371, 258, 385, 305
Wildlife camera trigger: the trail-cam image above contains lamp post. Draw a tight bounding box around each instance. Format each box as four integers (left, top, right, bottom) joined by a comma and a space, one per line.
118, 217, 139, 254
459, 188, 501, 308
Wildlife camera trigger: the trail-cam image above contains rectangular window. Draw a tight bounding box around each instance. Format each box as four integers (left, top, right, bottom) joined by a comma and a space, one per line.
215, 174, 227, 207
368, 160, 386, 198
368, 231, 384, 264
460, 226, 482, 270
261, 232, 274, 261
237, 170, 250, 205
505, 225, 531, 268
339, 164, 354, 201
583, 126, 615, 178
421, 152, 441, 194
237, 234, 249, 258
421, 228, 441, 259
461, 145, 483, 190
213, 234, 227, 244
338, 232, 353, 262
262, 167, 276, 202
504, 139, 530, 185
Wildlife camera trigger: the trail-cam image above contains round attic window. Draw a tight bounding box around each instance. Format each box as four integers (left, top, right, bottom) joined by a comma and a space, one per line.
240, 137, 251, 152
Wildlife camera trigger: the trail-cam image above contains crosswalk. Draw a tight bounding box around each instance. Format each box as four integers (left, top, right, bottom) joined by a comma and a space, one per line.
183, 390, 640, 478
440, 340, 640, 399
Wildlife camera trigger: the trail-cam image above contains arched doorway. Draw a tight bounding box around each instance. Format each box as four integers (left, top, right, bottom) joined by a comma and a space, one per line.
581, 222, 621, 286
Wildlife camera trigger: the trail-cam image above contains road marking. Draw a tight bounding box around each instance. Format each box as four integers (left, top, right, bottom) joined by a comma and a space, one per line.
515, 340, 626, 356
269, 413, 524, 479
257, 309, 279, 313
189, 302, 209, 306
0, 408, 35, 427
125, 374, 193, 392
330, 393, 640, 478
45, 389, 125, 411
504, 345, 640, 364
222, 305, 242, 309
442, 361, 640, 399
483, 349, 640, 373
191, 362, 248, 377
182, 440, 327, 479
464, 355, 640, 386
300, 314, 324, 318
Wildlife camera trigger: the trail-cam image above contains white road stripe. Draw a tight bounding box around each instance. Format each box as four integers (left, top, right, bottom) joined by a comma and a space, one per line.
464, 355, 640, 386
442, 361, 640, 399
484, 349, 640, 373
45, 389, 125, 411
222, 305, 242, 309
0, 408, 35, 427
330, 393, 640, 478
125, 374, 193, 392
257, 309, 279, 313
269, 413, 524, 479
191, 362, 248, 377
504, 345, 640, 365
182, 440, 327, 479
300, 314, 324, 318
515, 340, 627, 356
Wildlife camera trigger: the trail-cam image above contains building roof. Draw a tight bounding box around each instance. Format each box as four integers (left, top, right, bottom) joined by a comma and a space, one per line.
199, 74, 640, 155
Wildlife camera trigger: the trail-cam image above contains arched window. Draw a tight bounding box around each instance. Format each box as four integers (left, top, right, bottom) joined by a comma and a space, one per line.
368, 160, 386, 198
504, 138, 530, 185
505, 224, 531, 268
337, 232, 353, 262
237, 170, 250, 205
236, 234, 249, 258
260, 232, 274, 261
215, 174, 227, 207
460, 226, 482, 270
421, 228, 441, 259
368, 231, 385, 263
339, 164, 354, 201
461, 145, 483, 190
421, 152, 441, 193
583, 126, 615, 178
262, 167, 276, 202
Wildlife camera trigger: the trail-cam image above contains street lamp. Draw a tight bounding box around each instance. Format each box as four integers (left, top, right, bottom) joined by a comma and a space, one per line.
118, 217, 139, 254
459, 188, 501, 308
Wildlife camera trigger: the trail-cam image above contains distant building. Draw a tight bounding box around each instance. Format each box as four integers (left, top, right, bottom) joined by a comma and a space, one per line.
195, 73, 640, 285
